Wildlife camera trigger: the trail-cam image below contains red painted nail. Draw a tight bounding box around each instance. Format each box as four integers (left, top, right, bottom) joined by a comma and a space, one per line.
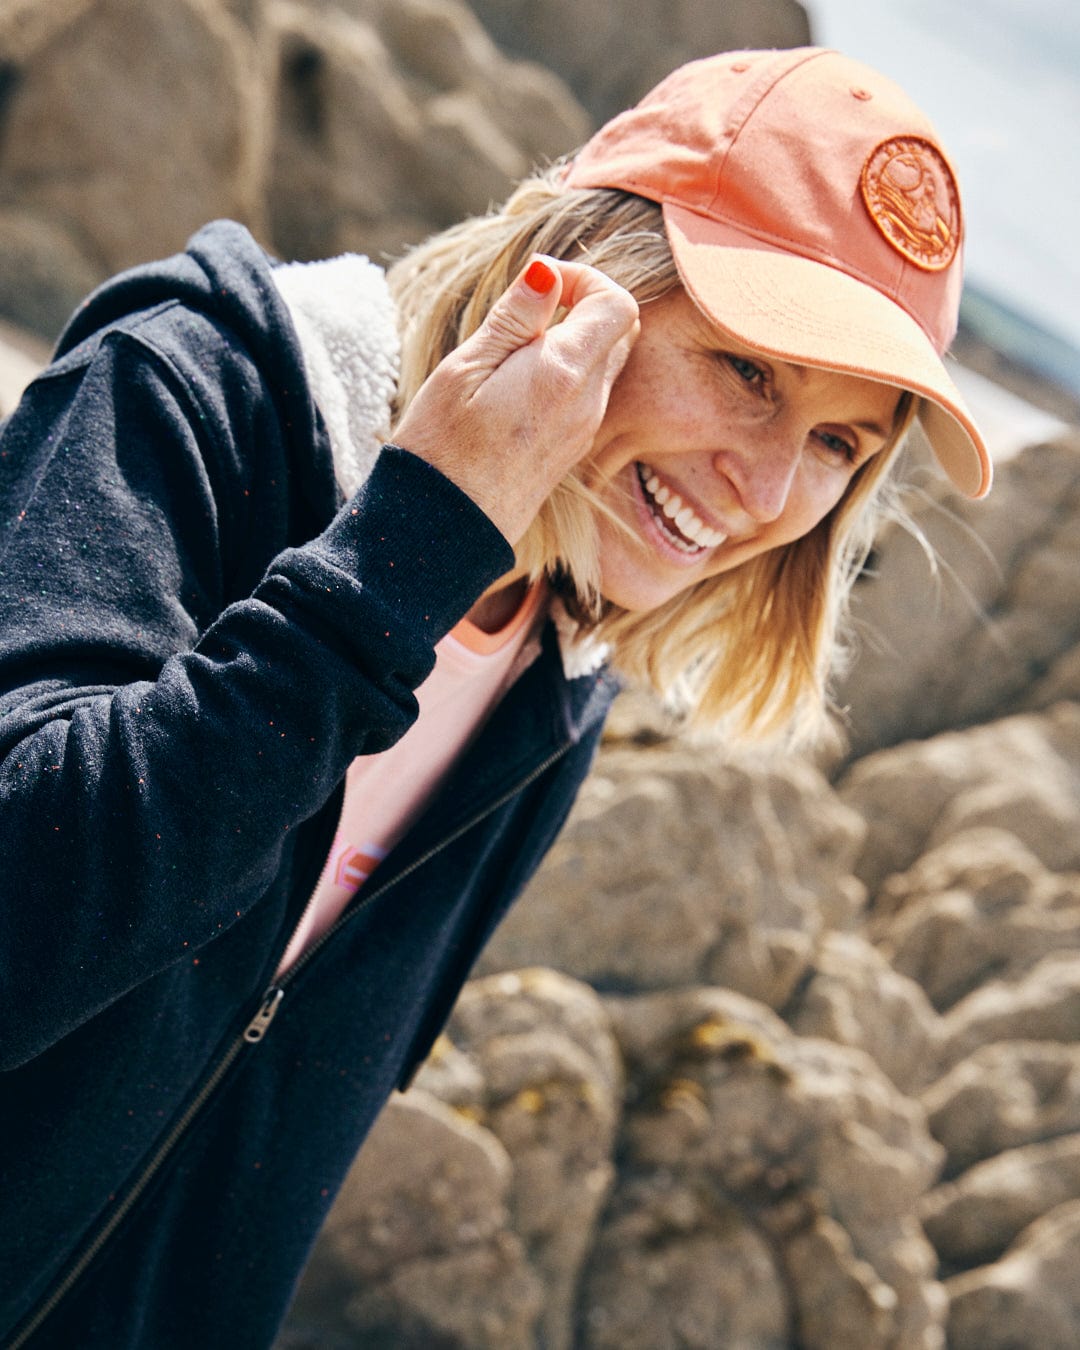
523, 258, 556, 295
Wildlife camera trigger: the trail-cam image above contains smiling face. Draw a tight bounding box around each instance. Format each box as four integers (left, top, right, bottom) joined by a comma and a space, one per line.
583, 288, 905, 612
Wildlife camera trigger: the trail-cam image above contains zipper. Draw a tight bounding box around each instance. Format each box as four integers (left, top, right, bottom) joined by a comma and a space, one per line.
5, 996, 269, 1350
273, 741, 571, 989
5, 742, 570, 1350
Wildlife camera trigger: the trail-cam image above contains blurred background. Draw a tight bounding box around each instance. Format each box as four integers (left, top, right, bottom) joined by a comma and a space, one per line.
4, 5, 1080, 1349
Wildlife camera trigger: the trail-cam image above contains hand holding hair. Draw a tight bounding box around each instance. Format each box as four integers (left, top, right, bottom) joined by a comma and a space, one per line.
392, 254, 640, 544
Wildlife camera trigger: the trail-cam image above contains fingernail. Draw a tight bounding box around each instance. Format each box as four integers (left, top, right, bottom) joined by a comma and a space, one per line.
523, 258, 556, 296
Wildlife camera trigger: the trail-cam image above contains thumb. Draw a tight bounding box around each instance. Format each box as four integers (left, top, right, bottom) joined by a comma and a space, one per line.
469, 255, 564, 364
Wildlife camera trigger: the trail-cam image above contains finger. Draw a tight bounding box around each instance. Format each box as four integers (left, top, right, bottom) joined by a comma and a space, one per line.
467, 254, 565, 366
542, 261, 640, 369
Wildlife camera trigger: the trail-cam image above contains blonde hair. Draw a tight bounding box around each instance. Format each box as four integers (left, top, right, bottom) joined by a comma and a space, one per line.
387, 170, 915, 746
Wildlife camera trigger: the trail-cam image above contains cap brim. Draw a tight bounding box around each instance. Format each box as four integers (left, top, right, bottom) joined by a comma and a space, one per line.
664, 202, 992, 498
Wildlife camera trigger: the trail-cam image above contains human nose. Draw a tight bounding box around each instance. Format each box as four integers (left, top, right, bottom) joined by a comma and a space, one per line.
714, 428, 802, 524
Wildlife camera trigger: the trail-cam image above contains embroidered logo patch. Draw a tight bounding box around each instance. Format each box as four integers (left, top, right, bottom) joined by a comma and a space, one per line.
860, 136, 961, 272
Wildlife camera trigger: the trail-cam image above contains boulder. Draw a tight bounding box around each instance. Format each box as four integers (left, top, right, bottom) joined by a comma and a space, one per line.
283, 1087, 543, 1348
266, 0, 589, 263
281, 970, 620, 1350
920, 1041, 1080, 1177
586, 987, 945, 1350
785, 931, 942, 1094
0, 317, 49, 420
921, 1133, 1080, 1270
868, 828, 1080, 1013
479, 745, 867, 1008
936, 954, 1080, 1072
838, 704, 1080, 895
465, 0, 811, 123
440, 971, 623, 1350
0, 0, 269, 324
0, 207, 104, 341
944, 1200, 1080, 1350
834, 433, 1080, 761
267, 1, 429, 262
581, 1194, 790, 1350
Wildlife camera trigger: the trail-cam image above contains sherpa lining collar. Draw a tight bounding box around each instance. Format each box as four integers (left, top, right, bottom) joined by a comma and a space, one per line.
272, 253, 400, 498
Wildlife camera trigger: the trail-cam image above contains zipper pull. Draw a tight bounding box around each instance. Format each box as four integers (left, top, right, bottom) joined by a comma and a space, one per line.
243, 987, 284, 1043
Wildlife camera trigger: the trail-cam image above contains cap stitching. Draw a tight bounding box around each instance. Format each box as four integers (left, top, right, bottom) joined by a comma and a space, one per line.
705, 48, 831, 215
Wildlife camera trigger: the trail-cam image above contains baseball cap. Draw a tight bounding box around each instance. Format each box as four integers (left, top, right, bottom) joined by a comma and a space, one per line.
564, 47, 992, 497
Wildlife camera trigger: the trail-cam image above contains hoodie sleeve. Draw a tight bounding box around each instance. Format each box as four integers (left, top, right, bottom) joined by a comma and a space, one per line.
0, 292, 514, 1068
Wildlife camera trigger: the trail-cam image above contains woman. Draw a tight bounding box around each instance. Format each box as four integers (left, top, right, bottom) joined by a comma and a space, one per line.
0, 47, 989, 1349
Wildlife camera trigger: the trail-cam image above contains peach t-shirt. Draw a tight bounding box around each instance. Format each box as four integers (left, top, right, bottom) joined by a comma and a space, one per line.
275, 583, 547, 976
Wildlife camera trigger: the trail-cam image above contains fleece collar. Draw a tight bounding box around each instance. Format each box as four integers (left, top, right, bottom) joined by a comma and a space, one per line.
272, 253, 400, 498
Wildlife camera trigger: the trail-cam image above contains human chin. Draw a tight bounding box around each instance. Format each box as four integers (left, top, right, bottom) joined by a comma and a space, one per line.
593, 512, 700, 612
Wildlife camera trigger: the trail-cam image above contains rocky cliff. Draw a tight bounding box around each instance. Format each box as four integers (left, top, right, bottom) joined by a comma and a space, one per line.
0, 0, 808, 341
3, 2, 1080, 1347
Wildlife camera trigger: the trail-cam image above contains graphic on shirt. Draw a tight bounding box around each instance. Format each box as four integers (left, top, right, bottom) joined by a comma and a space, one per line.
334, 841, 388, 894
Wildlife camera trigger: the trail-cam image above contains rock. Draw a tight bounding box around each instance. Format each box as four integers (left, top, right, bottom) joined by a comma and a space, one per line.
0, 207, 104, 341
581, 1190, 790, 1350
283, 1087, 543, 1347
600, 687, 685, 747
0, 0, 269, 312
944, 1200, 1080, 1350
834, 433, 1080, 760
838, 704, 1080, 895
921, 1133, 1080, 1270
0, 0, 97, 62
479, 745, 867, 1007
374, 0, 589, 165
783, 1216, 910, 1350
267, 1, 429, 262
0, 317, 49, 420
936, 954, 1080, 1072
466, 0, 811, 123
441, 971, 622, 1350
921, 1041, 1080, 1177
868, 829, 1080, 1013
786, 932, 942, 1094
444, 967, 623, 1103
266, 0, 589, 263
283, 970, 621, 1350
586, 987, 945, 1350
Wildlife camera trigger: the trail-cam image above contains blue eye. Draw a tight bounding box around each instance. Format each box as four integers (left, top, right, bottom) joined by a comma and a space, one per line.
726, 354, 764, 384
817, 430, 857, 462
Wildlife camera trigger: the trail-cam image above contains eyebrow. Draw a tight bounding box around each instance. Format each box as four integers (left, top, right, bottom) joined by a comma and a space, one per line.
853, 419, 890, 440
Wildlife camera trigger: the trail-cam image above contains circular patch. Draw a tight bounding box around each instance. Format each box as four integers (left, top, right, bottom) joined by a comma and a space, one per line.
860, 136, 961, 272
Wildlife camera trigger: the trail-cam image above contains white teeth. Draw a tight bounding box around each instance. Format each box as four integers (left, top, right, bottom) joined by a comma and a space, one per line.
637, 464, 727, 552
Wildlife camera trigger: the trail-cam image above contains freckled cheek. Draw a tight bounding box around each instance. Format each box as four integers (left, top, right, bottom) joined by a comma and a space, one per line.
784, 477, 848, 539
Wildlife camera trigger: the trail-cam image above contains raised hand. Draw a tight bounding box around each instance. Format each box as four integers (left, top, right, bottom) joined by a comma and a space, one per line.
392, 255, 640, 544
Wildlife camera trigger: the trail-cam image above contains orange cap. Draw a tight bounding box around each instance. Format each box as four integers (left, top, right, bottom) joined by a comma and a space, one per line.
565, 47, 992, 497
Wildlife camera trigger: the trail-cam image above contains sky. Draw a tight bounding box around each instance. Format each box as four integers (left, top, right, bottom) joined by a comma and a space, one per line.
805, 0, 1080, 353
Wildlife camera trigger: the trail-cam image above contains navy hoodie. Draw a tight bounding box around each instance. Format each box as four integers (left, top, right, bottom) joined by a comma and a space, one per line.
0, 222, 616, 1348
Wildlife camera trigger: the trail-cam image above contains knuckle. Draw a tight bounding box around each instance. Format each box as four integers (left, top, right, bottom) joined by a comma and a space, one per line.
483, 304, 535, 348
540, 350, 584, 401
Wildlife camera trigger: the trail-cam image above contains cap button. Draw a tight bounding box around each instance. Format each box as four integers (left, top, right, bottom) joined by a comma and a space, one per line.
731, 61, 750, 73
851, 87, 874, 101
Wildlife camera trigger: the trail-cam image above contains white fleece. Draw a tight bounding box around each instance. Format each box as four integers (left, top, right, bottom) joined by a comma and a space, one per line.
273, 255, 610, 679
273, 253, 400, 498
